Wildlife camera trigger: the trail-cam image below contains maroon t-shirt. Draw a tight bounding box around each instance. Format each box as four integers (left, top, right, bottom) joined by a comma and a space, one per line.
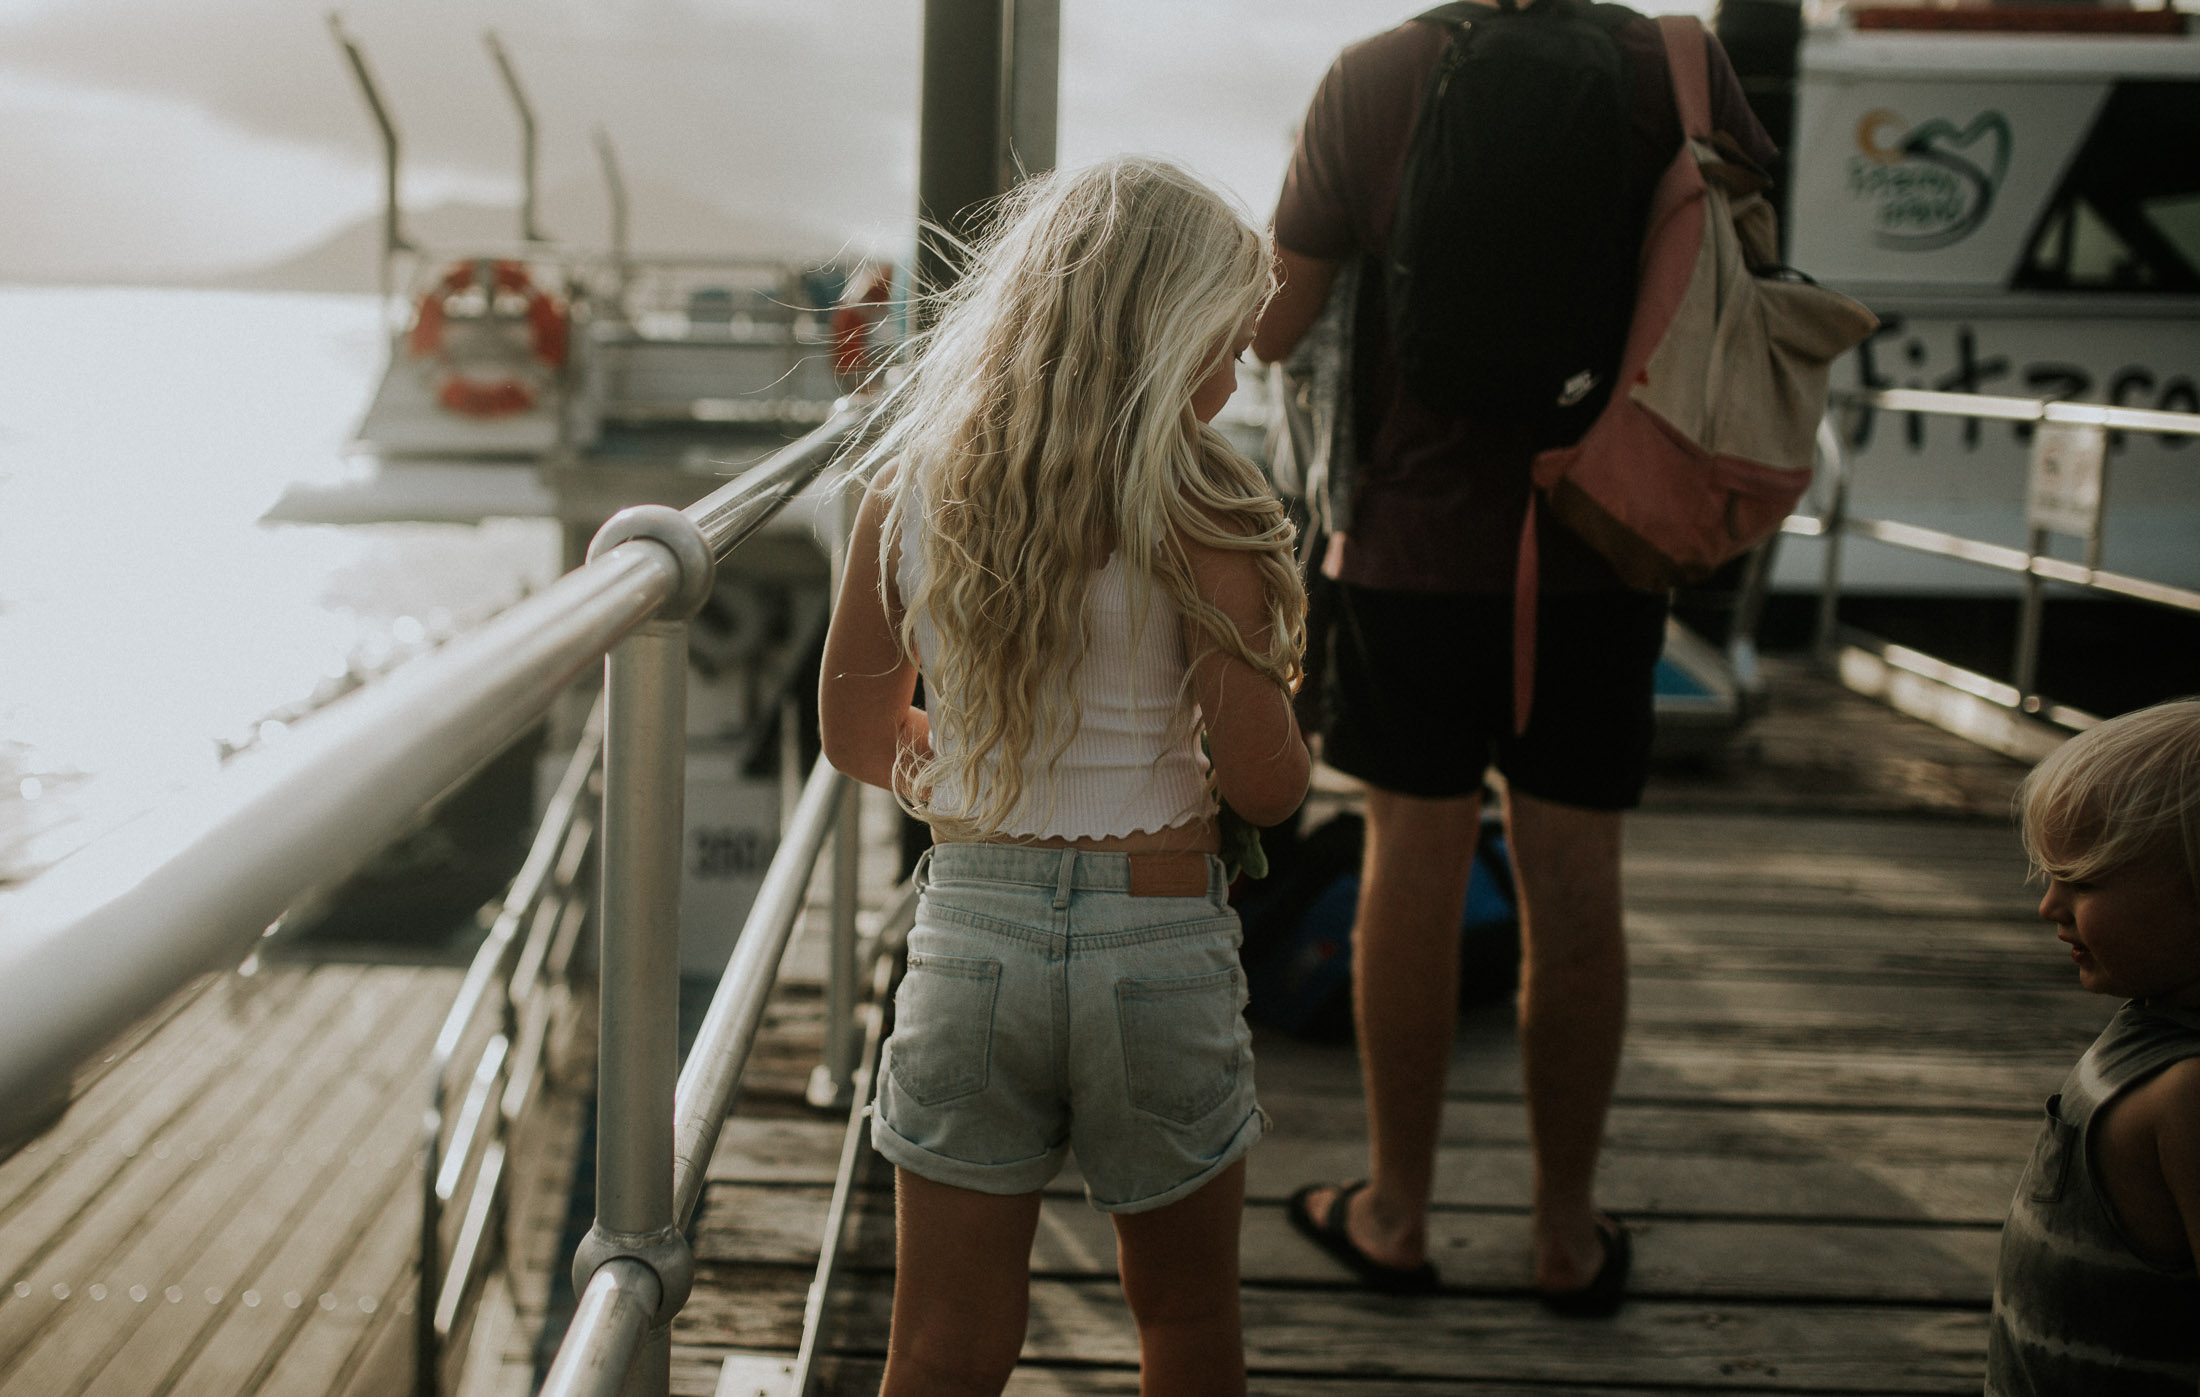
1274, 10, 1777, 594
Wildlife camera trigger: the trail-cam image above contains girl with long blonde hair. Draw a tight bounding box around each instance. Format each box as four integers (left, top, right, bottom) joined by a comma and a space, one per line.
821, 156, 1308, 1397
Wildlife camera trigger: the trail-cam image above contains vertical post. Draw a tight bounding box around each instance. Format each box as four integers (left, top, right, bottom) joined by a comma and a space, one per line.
326, 15, 413, 308
575, 508, 709, 1396
484, 31, 548, 244
1813, 414, 1849, 668
595, 620, 687, 1395
810, 484, 863, 1111
2014, 527, 2048, 711
1000, 0, 1060, 186
916, 0, 1034, 308
595, 128, 632, 324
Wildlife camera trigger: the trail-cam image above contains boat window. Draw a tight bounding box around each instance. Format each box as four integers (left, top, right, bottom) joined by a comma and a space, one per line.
2012, 80, 2200, 295
2150, 192, 2200, 271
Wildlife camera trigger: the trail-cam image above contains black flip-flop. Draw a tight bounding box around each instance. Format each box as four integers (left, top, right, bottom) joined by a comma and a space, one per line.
1285, 1181, 1440, 1296
1537, 1215, 1631, 1318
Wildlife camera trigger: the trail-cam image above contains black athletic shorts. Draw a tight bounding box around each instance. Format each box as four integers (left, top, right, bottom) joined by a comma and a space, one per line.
1319, 582, 1668, 810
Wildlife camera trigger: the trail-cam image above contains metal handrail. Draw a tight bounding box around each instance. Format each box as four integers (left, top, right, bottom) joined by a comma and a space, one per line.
1788, 387, 2200, 752
0, 403, 868, 1148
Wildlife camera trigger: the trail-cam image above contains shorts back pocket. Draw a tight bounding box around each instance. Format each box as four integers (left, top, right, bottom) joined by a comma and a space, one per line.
1115, 966, 1243, 1125
889, 952, 1002, 1106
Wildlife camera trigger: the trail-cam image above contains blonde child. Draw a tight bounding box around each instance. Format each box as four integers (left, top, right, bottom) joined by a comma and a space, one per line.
819, 157, 1308, 1397
1990, 697, 2200, 1394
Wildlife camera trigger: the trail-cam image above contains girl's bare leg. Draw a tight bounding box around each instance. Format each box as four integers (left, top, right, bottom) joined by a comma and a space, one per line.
881, 1167, 1044, 1397
1111, 1160, 1249, 1397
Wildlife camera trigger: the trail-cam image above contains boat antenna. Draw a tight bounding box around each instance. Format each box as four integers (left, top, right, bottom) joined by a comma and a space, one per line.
326, 12, 413, 307
594, 126, 632, 320
483, 30, 549, 245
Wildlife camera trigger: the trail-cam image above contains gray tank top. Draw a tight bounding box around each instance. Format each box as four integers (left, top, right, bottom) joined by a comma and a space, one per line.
1986, 1002, 2200, 1396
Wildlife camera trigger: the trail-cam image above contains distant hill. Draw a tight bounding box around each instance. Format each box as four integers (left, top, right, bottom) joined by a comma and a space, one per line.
211, 177, 856, 294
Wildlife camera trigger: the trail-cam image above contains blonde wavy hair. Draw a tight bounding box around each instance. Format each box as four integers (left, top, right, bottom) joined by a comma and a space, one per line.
2019, 697, 2200, 895
851, 156, 1304, 839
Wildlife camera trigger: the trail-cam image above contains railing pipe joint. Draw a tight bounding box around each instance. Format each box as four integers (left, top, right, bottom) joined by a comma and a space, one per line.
588, 505, 715, 621
571, 1221, 694, 1328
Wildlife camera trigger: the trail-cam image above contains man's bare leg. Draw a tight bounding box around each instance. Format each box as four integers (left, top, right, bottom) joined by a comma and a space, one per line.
1505, 788, 1628, 1294
1299, 786, 1481, 1269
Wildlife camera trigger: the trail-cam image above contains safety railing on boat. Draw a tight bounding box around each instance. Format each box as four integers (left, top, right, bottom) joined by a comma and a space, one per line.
1787, 388, 2200, 757
416, 702, 602, 1394
0, 400, 881, 1397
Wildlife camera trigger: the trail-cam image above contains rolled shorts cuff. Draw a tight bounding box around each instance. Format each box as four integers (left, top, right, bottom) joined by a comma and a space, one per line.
868, 1110, 1071, 1197
1090, 1104, 1269, 1215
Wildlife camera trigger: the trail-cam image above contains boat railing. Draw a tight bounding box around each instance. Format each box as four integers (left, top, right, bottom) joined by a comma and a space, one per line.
415, 699, 603, 1395
1790, 388, 2200, 757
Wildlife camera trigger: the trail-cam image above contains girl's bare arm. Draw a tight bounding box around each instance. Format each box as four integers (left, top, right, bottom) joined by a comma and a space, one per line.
1183, 536, 1308, 828
819, 484, 930, 795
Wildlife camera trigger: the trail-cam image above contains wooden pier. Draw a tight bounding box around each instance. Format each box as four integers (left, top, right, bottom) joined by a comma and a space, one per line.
681, 657, 2097, 1396
0, 656, 2099, 1395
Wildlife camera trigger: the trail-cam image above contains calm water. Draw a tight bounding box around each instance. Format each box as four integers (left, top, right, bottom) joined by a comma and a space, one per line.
0, 286, 559, 881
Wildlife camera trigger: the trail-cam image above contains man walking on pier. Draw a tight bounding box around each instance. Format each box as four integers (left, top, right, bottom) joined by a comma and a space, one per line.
1254, 0, 1773, 1312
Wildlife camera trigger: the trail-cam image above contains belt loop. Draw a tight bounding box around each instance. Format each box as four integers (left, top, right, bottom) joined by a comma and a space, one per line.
1052, 849, 1076, 910
911, 845, 935, 891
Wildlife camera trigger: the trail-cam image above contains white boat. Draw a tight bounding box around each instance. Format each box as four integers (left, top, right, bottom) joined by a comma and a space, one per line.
1765, 0, 2200, 594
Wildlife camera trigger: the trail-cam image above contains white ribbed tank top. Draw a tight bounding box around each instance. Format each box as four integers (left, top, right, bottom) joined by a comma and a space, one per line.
896, 499, 1213, 840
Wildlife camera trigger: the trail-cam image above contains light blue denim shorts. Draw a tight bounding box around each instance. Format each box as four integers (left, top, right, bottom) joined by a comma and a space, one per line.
871, 843, 1265, 1214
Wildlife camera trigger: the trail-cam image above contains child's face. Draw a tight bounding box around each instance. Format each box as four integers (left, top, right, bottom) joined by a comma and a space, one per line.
1191, 320, 1257, 425
2036, 841, 2200, 1006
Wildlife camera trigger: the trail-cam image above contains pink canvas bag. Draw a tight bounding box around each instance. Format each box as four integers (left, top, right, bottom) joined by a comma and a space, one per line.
1508, 14, 1877, 731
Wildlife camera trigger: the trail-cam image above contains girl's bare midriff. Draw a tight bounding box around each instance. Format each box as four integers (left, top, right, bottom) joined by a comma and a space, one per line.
960, 815, 1221, 856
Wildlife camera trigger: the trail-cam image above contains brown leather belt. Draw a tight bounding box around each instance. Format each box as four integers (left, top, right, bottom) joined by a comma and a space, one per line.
1124, 851, 1213, 898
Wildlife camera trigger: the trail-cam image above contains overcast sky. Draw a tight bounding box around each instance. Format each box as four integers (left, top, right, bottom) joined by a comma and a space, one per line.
0, 0, 1714, 283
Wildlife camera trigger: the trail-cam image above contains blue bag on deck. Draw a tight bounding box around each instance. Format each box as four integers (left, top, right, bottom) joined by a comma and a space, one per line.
1237, 811, 1520, 1041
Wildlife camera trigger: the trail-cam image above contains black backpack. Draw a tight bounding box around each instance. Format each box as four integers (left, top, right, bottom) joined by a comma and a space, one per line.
1387, 0, 1640, 446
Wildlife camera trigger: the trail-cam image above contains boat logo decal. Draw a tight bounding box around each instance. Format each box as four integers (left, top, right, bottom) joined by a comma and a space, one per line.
1847, 108, 2012, 252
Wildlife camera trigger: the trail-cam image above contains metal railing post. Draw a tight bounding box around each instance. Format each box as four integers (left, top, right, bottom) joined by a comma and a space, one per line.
808, 788, 863, 1110
592, 620, 686, 1396
1813, 413, 1850, 668
569, 508, 714, 1397
2014, 525, 2049, 711
810, 475, 862, 1110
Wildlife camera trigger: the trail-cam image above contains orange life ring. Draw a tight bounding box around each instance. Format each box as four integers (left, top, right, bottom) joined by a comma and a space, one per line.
407, 260, 569, 418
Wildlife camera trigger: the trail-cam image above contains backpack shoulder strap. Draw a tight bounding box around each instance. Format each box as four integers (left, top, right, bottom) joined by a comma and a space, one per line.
1656, 14, 1712, 142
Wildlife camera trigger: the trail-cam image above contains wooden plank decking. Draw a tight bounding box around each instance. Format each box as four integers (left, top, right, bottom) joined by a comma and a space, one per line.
679, 658, 2094, 1396
0, 960, 465, 1397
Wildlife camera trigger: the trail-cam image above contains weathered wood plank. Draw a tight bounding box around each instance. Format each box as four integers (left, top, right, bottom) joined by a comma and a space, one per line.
706, 1093, 2046, 1196
694, 1183, 1997, 1304
1251, 1020, 2077, 1114
1623, 910, 2068, 988
679, 1278, 1989, 1393
1622, 979, 2104, 1060
799, 1353, 1956, 1397
1624, 812, 2024, 863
